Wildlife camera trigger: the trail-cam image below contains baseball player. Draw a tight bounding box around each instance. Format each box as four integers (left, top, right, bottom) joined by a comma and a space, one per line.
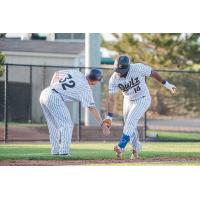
103, 55, 176, 159
39, 68, 110, 155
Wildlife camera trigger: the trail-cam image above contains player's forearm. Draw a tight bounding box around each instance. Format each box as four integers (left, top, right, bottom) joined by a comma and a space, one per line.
150, 70, 165, 83
151, 70, 176, 93
107, 94, 115, 114
89, 107, 110, 135
88, 107, 103, 126
102, 94, 115, 128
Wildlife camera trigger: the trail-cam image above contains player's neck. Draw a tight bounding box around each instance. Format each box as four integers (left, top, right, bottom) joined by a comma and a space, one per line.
121, 71, 128, 78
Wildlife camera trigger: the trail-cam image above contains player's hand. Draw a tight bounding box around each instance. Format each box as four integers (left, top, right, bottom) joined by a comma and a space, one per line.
101, 123, 110, 136
163, 81, 176, 94
103, 116, 112, 128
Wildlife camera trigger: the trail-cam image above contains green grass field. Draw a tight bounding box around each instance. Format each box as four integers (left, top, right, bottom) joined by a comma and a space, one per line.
147, 130, 200, 141
1, 142, 200, 165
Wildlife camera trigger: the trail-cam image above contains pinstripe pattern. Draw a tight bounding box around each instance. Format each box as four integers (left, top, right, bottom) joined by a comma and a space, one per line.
40, 102, 60, 154
109, 63, 152, 152
109, 63, 152, 100
40, 88, 73, 154
123, 96, 151, 151
39, 70, 95, 155
50, 70, 95, 107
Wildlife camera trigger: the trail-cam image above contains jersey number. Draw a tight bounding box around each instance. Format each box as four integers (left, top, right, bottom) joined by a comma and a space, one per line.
59, 74, 75, 90
134, 85, 141, 93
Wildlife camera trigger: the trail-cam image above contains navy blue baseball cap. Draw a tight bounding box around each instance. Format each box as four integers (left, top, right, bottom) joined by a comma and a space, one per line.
114, 55, 130, 76
86, 68, 103, 81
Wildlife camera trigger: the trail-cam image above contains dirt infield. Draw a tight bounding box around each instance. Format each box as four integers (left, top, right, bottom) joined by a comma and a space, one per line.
1, 157, 200, 166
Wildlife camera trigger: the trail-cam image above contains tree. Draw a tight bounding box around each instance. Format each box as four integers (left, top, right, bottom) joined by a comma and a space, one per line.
102, 33, 200, 69
0, 33, 6, 76
0, 52, 5, 77
102, 33, 200, 116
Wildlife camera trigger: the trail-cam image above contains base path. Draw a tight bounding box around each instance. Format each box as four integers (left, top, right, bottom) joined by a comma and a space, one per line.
1, 157, 200, 166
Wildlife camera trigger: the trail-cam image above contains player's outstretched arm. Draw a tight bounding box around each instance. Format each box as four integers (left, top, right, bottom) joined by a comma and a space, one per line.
150, 70, 176, 94
108, 94, 115, 114
88, 107, 110, 136
103, 94, 116, 128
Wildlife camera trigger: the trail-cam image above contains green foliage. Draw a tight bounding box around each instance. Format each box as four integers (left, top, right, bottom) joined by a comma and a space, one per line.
102, 34, 200, 116
0, 52, 5, 77
147, 71, 200, 116
102, 33, 200, 69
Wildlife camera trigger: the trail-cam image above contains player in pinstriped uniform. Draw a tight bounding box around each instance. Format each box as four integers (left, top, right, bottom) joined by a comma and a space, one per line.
39, 68, 110, 155
103, 55, 176, 159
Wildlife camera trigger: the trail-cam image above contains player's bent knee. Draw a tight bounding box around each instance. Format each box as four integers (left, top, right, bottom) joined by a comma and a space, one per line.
59, 123, 73, 130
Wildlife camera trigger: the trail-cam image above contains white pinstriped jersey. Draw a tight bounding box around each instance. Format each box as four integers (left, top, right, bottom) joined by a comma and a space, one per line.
50, 70, 95, 107
109, 63, 152, 100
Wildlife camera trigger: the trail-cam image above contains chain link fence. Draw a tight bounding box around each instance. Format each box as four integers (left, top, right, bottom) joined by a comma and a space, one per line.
0, 63, 200, 142
146, 70, 200, 141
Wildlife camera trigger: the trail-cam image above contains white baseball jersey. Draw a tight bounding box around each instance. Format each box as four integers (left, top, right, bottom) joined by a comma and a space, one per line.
109, 63, 152, 100
39, 69, 96, 155
50, 70, 95, 108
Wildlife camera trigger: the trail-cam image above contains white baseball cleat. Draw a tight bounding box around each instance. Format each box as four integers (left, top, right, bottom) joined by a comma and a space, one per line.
130, 149, 139, 160
114, 145, 123, 159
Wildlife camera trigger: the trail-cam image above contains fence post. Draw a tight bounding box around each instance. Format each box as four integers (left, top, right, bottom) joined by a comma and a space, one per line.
144, 111, 147, 140
78, 102, 81, 142
78, 67, 82, 142
144, 76, 147, 140
4, 64, 8, 143
29, 65, 32, 123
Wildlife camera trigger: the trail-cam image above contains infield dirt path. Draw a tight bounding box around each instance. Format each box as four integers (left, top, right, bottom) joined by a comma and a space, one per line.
1, 157, 200, 166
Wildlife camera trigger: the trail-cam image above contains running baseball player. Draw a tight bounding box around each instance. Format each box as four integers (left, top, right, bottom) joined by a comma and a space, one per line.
39, 68, 110, 155
103, 55, 176, 159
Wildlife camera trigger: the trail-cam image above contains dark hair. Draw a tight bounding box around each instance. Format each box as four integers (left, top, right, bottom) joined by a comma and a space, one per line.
87, 68, 103, 81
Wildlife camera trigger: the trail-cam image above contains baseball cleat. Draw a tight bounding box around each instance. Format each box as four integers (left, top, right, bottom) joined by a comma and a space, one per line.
52, 151, 59, 155
114, 145, 123, 159
59, 153, 71, 156
130, 149, 139, 160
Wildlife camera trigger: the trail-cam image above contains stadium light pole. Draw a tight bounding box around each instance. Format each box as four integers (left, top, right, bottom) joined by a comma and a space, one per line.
85, 33, 101, 126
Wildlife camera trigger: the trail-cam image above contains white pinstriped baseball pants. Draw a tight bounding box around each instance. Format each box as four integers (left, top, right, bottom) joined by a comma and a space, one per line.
39, 87, 73, 155
123, 96, 151, 151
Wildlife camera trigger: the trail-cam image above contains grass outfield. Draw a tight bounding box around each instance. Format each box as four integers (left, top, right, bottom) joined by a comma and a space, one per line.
147, 130, 200, 141
1, 142, 200, 165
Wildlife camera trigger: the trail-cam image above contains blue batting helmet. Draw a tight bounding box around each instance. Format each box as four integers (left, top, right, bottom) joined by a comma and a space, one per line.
86, 68, 103, 81
114, 55, 130, 76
